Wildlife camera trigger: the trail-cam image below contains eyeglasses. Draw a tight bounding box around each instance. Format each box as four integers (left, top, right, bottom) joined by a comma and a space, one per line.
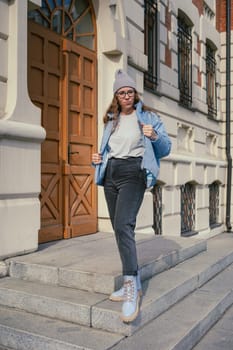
117, 89, 135, 99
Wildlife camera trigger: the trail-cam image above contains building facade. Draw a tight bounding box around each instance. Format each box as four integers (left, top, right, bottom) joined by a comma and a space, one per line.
0, 0, 232, 259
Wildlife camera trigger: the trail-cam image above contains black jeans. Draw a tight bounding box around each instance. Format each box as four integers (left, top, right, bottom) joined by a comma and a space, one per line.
104, 157, 146, 276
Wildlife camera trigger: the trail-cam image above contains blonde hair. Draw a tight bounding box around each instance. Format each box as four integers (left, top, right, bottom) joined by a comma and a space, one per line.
103, 91, 151, 124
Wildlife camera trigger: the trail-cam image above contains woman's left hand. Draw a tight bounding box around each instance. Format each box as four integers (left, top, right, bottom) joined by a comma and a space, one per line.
141, 124, 157, 140
92, 153, 102, 164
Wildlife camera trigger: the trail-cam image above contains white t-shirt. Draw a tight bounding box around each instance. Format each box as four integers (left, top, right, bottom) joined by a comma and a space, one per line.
108, 111, 144, 159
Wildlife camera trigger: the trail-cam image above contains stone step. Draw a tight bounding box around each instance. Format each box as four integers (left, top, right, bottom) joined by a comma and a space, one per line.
110, 263, 233, 350
0, 235, 232, 339
91, 234, 233, 336
7, 233, 206, 294
0, 306, 123, 350
0, 277, 107, 328
193, 301, 233, 350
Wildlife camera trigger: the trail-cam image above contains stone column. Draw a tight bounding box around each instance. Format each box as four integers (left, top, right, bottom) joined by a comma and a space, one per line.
0, 0, 45, 259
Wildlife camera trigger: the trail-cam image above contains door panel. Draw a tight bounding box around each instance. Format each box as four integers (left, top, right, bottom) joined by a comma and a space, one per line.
28, 22, 63, 243
28, 21, 97, 243
62, 39, 97, 238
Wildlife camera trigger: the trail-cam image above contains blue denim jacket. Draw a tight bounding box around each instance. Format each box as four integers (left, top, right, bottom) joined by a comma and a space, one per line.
95, 100, 171, 188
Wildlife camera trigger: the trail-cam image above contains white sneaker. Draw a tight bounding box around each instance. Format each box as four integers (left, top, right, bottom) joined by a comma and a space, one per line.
109, 272, 142, 301
109, 286, 125, 301
121, 275, 140, 323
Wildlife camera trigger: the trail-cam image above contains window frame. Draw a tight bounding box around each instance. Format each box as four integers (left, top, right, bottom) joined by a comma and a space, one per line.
144, 0, 158, 92
209, 182, 220, 227
28, 0, 96, 50
177, 14, 193, 108
152, 184, 162, 235
180, 183, 197, 236
206, 41, 217, 119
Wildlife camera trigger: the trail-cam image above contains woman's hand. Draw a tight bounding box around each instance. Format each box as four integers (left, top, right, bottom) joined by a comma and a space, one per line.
141, 124, 157, 140
92, 153, 102, 164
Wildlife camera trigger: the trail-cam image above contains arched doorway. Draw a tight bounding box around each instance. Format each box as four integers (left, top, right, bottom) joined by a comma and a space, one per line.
28, 0, 97, 243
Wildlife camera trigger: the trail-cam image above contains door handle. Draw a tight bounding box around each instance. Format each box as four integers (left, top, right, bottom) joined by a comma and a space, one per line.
68, 144, 79, 155
68, 144, 79, 163
69, 151, 79, 155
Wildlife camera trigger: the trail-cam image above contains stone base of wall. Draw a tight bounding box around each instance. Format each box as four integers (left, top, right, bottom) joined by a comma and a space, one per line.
0, 121, 45, 260
0, 197, 40, 260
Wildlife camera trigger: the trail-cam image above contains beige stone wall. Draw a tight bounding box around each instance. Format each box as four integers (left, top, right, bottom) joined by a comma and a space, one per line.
0, 0, 8, 118
0, 0, 45, 259
149, 0, 226, 237
95, 0, 227, 238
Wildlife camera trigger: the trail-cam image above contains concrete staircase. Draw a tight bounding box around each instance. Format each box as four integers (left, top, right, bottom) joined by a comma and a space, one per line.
0, 232, 233, 350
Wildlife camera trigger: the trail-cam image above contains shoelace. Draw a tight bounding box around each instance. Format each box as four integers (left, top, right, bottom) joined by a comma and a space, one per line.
123, 280, 135, 302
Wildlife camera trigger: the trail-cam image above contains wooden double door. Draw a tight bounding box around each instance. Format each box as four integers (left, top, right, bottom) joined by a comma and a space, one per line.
28, 21, 97, 243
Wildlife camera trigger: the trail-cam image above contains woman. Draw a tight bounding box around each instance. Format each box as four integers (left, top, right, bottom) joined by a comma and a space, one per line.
92, 69, 171, 323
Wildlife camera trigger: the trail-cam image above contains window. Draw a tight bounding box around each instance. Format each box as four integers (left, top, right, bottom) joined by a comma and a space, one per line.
144, 0, 158, 91
209, 182, 219, 227
180, 183, 196, 236
177, 15, 192, 107
152, 185, 162, 235
28, 0, 95, 50
206, 42, 217, 118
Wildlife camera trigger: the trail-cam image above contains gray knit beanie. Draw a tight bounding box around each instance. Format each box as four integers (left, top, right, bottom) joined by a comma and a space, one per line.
113, 69, 136, 94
